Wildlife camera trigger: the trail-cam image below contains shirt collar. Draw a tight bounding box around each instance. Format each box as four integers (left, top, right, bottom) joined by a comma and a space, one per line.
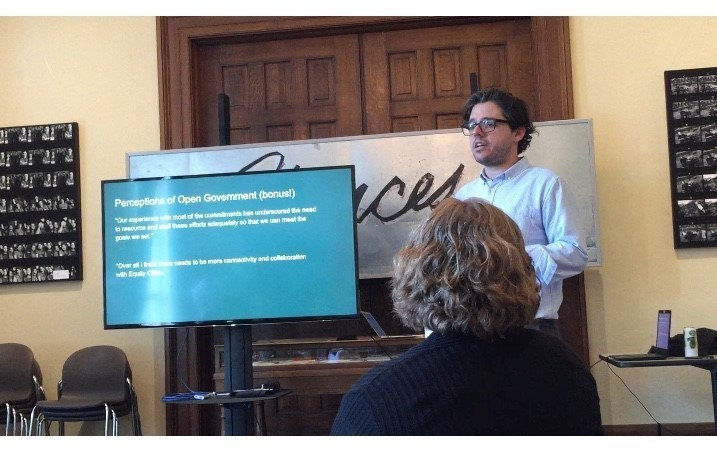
479, 157, 531, 183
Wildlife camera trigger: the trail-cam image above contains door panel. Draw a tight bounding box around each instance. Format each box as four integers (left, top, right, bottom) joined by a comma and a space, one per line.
362, 19, 535, 134
195, 35, 363, 147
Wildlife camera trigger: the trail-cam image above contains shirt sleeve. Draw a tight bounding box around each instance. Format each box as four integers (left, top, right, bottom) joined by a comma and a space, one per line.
526, 176, 588, 286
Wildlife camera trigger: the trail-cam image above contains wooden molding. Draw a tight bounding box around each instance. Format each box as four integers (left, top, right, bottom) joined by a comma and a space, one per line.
530, 16, 574, 121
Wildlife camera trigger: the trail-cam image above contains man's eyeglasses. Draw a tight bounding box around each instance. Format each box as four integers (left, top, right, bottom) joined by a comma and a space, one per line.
461, 118, 510, 135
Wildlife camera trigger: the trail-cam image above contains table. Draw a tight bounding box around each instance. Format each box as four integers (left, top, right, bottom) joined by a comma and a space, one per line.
162, 389, 292, 435
599, 354, 717, 434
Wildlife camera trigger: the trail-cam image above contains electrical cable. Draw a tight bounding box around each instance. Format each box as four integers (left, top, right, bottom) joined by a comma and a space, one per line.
162, 328, 213, 401
165, 332, 280, 402
353, 314, 395, 360
600, 360, 677, 435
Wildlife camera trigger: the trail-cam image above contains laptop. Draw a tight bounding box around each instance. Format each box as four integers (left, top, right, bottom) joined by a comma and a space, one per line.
610, 310, 672, 361
360, 311, 423, 339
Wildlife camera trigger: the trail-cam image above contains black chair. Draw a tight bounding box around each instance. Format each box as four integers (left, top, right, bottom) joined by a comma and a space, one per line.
0, 343, 45, 436
35, 345, 141, 436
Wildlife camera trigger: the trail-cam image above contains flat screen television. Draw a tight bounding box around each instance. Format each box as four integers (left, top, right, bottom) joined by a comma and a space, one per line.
101, 165, 360, 329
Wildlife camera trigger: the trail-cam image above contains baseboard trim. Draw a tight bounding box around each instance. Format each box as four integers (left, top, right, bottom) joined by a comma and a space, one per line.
603, 422, 714, 436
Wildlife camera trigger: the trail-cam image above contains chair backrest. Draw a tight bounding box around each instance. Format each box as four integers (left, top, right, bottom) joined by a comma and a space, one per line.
0, 343, 39, 405
59, 345, 130, 405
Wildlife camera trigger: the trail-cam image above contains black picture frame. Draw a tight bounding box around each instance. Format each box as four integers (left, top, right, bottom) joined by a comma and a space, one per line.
0, 122, 82, 284
665, 68, 717, 248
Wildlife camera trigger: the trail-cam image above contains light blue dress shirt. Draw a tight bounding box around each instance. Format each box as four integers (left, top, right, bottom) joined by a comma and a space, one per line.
454, 157, 588, 319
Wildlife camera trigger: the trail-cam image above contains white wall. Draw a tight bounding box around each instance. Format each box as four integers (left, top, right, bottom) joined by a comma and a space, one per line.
572, 16, 717, 426
0, 16, 165, 435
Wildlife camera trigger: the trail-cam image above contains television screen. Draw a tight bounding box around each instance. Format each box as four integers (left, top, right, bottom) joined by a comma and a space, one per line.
101, 165, 360, 329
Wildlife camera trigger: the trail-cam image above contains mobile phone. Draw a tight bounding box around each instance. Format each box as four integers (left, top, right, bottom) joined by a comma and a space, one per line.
656, 309, 672, 351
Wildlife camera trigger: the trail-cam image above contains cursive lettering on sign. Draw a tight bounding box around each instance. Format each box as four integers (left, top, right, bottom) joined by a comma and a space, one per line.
238, 151, 465, 223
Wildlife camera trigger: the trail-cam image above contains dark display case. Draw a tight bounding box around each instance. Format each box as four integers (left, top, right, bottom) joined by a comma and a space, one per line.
665, 68, 717, 247
0, 122, 82, 284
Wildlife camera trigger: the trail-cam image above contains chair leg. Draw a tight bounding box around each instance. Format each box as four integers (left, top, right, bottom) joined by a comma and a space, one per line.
59, 420, 65, 436
104, 403, 109, 436
29, 406, 37, 436
4, 403, 9, 436
131, 393, 141, 435
128, 379, 142, 436
40, 417, 52, 436
131, 407, 140, 436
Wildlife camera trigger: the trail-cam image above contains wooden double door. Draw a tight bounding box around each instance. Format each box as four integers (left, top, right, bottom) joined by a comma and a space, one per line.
158, 16, 584, 435
193, 19, 535, 145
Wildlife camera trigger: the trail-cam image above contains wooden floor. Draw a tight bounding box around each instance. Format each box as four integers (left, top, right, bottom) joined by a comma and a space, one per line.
603, 423, 714, 435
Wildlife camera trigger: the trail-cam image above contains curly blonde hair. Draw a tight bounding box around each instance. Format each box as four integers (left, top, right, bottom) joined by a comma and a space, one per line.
391, 198, 539, 339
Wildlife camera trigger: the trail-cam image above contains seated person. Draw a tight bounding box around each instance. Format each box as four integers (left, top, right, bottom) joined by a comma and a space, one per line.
331, 197, 602, 435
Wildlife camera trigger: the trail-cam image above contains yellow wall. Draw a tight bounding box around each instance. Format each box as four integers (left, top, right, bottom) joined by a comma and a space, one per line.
572, 16, 717, 426
2, 16, 716, 434
0, 17, 165, 435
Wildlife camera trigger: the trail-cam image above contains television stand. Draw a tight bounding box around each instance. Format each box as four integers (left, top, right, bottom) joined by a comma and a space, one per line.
222, 325, 253, 435
161, 389, 291, 435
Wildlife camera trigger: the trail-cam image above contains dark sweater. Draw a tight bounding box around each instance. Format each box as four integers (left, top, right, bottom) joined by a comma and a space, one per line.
331, 328, 602, 435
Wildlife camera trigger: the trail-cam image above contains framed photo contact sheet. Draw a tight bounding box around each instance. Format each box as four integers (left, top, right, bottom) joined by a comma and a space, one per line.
0, 122, 82, 284
665, 68, 717, 248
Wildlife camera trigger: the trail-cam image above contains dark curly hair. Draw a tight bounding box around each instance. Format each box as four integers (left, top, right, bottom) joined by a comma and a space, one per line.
462, 88, 537, 154
391, 198, 539, 339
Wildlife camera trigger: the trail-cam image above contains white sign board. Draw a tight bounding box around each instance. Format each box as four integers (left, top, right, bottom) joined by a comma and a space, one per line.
127, 119, 600, 277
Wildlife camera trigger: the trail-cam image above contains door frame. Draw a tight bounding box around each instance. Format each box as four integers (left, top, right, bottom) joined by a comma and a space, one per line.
156, 16, 580, 435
